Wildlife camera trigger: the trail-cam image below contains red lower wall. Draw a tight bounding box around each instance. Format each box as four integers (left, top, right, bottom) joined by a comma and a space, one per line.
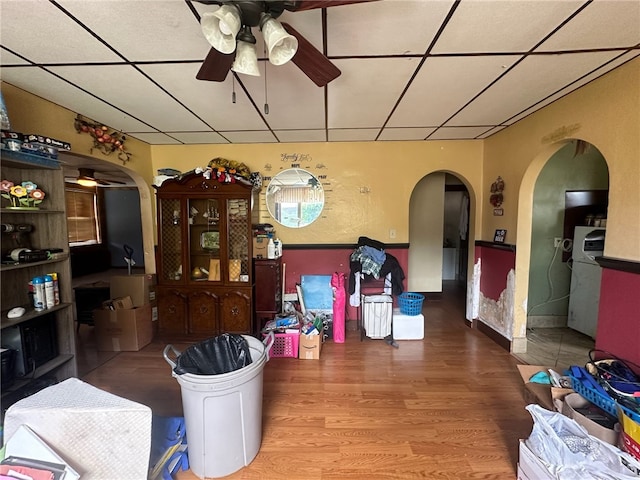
595, 267, 640, 367
281, 247, 409, 320
475, 244, 515, 302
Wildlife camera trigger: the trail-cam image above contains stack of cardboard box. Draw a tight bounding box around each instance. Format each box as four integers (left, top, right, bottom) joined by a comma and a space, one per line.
93, 274, 157, 352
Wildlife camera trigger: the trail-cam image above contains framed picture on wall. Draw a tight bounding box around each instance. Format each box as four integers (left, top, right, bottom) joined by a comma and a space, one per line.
494, 229, 507, 243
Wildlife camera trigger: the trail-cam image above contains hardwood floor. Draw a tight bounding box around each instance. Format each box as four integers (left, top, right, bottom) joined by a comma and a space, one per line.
80, 284, 535, 479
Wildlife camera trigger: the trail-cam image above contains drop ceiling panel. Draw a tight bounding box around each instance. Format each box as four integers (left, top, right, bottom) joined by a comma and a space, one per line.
0, 0, 121, 63
56, 0, 209, 62
328, 58, 419, 128
428, 126, 494, 140
238, 62, 326, 130
432, 0, 584, 54
538, 0, 640, 51
507, 52, 640, 125
167, 131, 229, 144
388, 55, 521, 128
47, 65, 211, 131
477, 126, 507, 138
138, 64, 267, 131
274, 130, 328, 143
0, 51, 29, 65
0, 67, 153, 133
328, 129, 379, 142
125, 132, 181, 144
447, 51, 622, 127
223, 131, 278, 144
378, 128, 436, 141
327, 0, 456, 56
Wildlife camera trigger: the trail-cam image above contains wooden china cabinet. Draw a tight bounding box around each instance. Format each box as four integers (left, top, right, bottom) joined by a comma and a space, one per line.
154, 171, 255, 341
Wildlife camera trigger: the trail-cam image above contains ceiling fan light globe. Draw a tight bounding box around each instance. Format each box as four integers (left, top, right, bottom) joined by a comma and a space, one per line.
231, 41, 261, 77
261, 17, 298, 65
77, 178, 98, 187
201, 6, 241, 54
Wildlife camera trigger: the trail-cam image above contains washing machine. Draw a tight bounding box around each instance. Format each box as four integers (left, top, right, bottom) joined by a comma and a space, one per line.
567, 226, 606, 338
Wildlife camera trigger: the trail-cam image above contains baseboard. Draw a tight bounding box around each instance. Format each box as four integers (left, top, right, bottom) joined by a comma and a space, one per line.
527, 315, 568, 328
476, 320, 511, 352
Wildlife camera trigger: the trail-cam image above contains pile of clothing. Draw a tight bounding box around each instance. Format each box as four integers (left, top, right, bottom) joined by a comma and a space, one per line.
348, 236, 405, 307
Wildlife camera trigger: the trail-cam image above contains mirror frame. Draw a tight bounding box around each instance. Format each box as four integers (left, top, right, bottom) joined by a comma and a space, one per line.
265, 168, 324, 228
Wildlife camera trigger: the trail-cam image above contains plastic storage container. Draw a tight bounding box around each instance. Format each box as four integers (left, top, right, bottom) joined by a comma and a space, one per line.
264, 331, 299, 358
398, 292, 425, 316
392, 308, 425, 340
163, 333, 274, 479
361, 294, 393, 339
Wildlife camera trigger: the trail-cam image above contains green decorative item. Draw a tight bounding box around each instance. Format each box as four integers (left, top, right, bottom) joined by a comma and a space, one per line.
1, 179, 46, 209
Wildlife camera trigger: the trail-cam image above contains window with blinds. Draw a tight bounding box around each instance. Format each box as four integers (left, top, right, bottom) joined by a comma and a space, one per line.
65, 186, 101, 245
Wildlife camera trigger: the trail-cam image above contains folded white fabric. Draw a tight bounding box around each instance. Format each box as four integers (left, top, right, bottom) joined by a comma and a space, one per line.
4, 377, 152, 480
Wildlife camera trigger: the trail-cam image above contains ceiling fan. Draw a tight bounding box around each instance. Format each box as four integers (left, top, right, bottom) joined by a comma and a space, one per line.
76, 168, 126, 187
193, 0, 376, 87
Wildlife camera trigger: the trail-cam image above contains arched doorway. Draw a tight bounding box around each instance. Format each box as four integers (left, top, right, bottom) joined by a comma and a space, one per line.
516, 140, 609, 364
407, 171, 473, 314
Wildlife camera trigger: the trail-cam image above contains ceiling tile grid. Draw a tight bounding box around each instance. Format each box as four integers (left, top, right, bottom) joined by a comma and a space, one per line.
0, 0, 638, 146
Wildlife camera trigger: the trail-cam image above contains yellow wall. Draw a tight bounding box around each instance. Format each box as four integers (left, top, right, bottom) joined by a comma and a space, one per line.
150, 141, 483, 245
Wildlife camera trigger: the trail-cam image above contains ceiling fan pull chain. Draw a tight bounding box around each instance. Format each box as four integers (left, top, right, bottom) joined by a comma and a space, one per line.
232, 75, 236, 104
264, 44, 269, 115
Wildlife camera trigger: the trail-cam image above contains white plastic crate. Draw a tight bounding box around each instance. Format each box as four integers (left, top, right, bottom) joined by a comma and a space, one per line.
361, 294, 392, 339
392, 308, 425, 340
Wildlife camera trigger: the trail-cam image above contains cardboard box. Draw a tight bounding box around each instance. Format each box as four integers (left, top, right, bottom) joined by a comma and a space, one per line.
102, 295, 134, 310
110, 274, 156, 307
517, 364, 573, 411
299, 332, 323, 360
555, 392, 620, 446
253, 237, 268, 259
94, 303, 152, 351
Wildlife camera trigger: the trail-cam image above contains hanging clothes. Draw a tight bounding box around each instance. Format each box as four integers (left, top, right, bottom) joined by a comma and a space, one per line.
331, 272, 346, 343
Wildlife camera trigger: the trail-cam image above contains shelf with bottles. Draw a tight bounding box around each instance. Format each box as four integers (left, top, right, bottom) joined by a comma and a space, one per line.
1, 254, 69, 272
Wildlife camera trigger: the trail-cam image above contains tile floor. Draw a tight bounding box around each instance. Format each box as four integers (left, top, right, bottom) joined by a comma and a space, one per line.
513, 326, 595, 369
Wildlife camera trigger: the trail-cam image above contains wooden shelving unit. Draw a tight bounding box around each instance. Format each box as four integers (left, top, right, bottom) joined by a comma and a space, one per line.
1, 150, 77, 411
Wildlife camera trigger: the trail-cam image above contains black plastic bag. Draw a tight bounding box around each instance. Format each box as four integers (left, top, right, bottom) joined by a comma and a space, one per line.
174, 333, 252, 375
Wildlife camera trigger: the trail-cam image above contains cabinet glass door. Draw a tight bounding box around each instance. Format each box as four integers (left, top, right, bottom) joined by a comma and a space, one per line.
188, 198, 220, 282
159, 198, 182, 282
227, 198, 250, 283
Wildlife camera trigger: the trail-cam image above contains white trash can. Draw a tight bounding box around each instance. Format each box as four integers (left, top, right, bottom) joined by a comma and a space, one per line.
163, 333, 273, 479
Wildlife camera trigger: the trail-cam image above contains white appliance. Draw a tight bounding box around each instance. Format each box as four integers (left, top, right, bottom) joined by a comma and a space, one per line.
567, 226, 606, 338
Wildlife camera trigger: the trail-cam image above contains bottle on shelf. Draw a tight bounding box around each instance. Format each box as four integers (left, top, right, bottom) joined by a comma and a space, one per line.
267, 236, 276, 260
32, 276, 46, 311
274, 238, 282, 258
43, 274, 55, 309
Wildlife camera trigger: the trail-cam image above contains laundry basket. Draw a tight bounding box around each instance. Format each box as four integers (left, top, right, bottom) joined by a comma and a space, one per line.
163, 333, 274, 479
361, 294, 393, 339
398, 292, 425, 316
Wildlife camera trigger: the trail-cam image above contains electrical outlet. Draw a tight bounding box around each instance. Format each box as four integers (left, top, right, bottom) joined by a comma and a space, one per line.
554, 237, 562, 248
389, 229, 396, 239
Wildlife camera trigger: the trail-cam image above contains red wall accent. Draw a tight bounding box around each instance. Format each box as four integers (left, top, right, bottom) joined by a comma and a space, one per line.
280, 247, 409, 320
475, 245, 516, 302
595, 268, 640, 367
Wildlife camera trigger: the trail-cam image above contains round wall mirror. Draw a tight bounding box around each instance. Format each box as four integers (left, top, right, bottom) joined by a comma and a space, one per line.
266, 168, 324, 228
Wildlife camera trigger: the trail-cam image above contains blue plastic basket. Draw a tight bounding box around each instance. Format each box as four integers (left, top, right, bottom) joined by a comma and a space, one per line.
398, 292, 425, 316
569, 366, 640, 423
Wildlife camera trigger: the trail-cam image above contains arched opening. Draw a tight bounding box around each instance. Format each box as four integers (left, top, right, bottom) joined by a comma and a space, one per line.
408, 171, 474, 317
516, 140, 609, 365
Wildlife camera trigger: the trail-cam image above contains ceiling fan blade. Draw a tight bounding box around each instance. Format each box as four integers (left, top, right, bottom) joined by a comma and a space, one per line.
196, 47, 234, 82
281, 22, 341, 87
285, 0, 378, 12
